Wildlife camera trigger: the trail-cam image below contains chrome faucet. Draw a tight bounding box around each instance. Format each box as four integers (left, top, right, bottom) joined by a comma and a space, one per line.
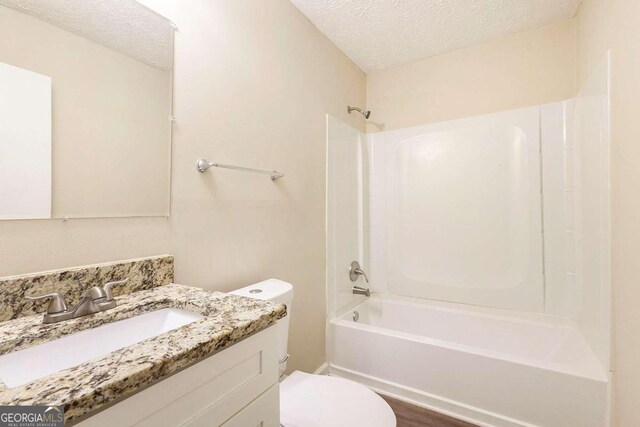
26, 279, 128, 324
349, 261, 371, 297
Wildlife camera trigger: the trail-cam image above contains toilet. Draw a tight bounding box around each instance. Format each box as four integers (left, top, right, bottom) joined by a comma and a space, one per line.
231, 279, 396, 427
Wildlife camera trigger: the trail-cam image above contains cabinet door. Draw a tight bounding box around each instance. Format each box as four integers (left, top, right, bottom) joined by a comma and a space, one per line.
219, 385, 279, 427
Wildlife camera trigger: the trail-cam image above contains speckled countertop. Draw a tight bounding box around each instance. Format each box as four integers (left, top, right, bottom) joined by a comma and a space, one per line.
0, 284, 286, 423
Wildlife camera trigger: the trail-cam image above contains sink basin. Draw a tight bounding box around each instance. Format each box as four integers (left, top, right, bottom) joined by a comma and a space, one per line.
0, 308, 203, 388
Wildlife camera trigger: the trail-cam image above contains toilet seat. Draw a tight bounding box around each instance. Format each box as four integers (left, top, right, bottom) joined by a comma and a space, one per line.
280, 371, 396, 427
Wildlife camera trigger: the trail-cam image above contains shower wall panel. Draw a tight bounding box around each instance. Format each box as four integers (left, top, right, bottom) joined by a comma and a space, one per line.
370, 107, 545, 311
326, 115, 367, 316
572, 53, 611, 368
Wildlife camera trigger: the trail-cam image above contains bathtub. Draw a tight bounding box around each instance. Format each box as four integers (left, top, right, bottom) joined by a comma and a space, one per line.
328, 295, 609, 427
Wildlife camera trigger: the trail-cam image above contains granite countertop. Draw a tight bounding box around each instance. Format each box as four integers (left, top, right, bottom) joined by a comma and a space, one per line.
0, 284, 286, 423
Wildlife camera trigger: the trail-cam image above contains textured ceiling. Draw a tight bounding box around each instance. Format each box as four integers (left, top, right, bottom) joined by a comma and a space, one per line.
289, 0, 581, 72
0, 0, 174, 70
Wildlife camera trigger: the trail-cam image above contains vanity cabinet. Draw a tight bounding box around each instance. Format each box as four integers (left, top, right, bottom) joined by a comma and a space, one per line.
76, 326, 279, 427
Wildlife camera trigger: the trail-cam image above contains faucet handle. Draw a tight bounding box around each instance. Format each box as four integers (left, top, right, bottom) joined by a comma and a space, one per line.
102, 279, 128, 301
349, 261, 369, 283
25, 292, 68, 314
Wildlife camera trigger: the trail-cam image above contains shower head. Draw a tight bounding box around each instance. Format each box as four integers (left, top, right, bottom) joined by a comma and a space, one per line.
347, 106, 371, 119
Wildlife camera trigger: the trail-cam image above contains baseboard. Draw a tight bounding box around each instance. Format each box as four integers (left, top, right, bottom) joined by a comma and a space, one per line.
328, 364, 537, 427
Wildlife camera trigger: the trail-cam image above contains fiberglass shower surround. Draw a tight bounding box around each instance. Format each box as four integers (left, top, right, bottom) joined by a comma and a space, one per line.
366, 95, 609, 328
325, 60, 611, 424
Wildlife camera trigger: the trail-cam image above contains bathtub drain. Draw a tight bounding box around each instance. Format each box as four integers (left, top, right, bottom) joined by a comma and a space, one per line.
353, 311, 359, 322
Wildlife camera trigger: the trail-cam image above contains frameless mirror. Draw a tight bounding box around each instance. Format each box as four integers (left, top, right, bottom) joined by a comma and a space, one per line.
0, 0, 174, 219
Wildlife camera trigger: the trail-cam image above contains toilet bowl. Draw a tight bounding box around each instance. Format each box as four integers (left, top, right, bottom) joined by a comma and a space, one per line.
231, 279, 395, 427
280, 370, 396, 427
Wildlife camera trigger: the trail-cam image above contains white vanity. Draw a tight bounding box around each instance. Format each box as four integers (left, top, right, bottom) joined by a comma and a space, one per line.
77, 326, 280, 427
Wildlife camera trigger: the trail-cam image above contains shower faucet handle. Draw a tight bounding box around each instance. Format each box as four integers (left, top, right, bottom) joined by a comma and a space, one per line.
349, 261, 369, 283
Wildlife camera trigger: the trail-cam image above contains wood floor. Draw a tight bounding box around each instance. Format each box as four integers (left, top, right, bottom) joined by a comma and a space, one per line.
379, 395, 479, 427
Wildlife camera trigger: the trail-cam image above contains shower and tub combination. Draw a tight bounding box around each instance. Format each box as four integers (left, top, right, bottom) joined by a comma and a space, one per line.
326, 57, 611, 427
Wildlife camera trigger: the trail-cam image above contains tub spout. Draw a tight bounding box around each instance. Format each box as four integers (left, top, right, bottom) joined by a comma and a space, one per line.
352, 286, 370, 297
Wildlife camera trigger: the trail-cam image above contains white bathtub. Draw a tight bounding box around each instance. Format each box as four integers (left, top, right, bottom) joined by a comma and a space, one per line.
328, 296, 609, 427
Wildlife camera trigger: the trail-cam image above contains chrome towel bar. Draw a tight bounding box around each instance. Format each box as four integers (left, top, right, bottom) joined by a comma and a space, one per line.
196, 159, 284, 182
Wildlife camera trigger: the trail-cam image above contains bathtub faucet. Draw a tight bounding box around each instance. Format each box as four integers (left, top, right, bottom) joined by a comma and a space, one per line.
349, 261, 369, 283
352, 286, 371, 297
349, 261, 370, 297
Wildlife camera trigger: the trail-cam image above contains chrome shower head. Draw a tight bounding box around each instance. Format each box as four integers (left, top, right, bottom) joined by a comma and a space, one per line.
347, 106, 371, 119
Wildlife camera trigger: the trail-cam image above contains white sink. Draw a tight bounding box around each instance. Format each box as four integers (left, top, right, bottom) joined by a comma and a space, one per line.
0, 308, 203, 388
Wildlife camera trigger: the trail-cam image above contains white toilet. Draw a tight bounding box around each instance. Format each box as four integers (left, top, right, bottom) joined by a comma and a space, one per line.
231, 279, 396, 427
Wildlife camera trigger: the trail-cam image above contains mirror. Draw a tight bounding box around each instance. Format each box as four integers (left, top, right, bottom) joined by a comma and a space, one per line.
0, 0, 174, 219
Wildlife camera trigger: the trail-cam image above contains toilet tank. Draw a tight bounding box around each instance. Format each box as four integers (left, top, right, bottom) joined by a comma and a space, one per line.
230, 279, 293, 377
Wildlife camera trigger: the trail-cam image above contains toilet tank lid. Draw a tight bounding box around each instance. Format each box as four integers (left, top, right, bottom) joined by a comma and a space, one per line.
230, 279, 293, 304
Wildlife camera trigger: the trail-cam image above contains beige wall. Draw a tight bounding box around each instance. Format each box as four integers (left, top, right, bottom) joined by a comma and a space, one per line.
577, 1, 640, 425
163, 0, 366, 373
0, 0, 366, 375
366, 19, 577, 132
0, 5, 172, 218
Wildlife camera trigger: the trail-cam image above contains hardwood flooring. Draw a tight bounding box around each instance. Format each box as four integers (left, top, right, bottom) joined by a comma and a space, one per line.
379, 395, 479, 427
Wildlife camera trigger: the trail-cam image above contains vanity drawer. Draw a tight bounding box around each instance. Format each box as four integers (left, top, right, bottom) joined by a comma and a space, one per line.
76, 325, 279, 427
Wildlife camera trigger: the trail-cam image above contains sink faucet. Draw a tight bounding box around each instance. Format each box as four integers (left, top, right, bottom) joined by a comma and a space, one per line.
26, 279, 128, 324
349, 261, 371, 297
